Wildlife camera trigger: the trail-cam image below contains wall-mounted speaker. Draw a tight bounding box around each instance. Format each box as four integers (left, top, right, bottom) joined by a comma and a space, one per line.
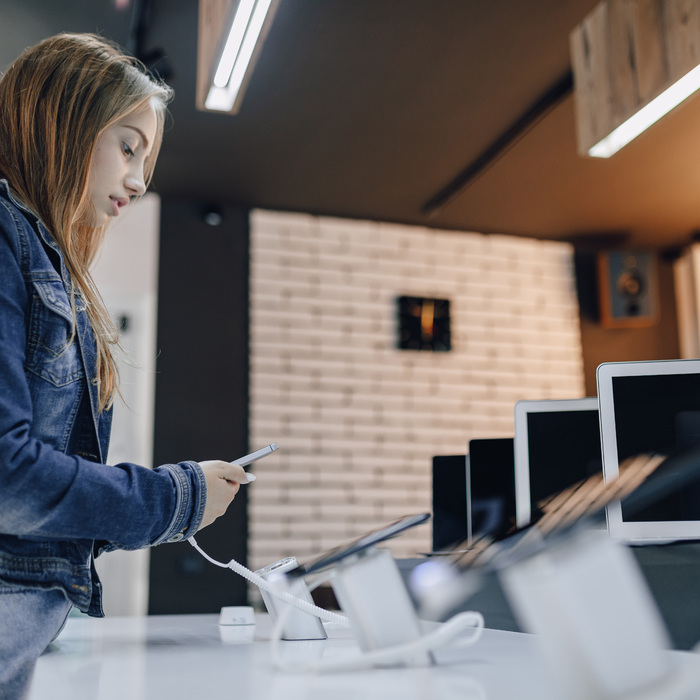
597, 250, 658, 328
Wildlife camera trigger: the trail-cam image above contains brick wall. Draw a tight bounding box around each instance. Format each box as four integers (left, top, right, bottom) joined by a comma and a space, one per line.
248, 210, 585, 570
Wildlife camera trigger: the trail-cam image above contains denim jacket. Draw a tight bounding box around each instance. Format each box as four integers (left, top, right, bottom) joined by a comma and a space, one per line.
0, 180, 206, 616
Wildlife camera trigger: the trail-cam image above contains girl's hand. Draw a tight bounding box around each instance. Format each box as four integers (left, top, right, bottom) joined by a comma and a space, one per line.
197, 460, 254, 530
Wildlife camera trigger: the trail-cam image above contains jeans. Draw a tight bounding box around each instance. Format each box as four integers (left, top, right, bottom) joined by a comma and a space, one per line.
0, 586, 72, 700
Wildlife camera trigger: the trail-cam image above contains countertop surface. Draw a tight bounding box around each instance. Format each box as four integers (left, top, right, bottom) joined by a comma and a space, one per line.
28, 612, 700, 700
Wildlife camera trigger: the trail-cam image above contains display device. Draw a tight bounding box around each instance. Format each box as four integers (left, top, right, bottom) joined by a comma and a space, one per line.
597, 359, 700, 542
288, 513, 430, 577
514, 398, 602, 528
431, 455, 468, 551
467, 438, 516, 543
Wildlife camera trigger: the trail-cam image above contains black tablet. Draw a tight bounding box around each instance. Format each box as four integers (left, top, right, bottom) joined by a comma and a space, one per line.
288, 513, 430, 577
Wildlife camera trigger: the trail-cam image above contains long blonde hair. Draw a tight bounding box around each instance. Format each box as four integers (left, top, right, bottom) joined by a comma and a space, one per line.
0, 33, 173, 411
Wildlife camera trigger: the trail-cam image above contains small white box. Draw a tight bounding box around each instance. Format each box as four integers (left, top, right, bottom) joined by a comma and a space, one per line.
218, 605, 255, 626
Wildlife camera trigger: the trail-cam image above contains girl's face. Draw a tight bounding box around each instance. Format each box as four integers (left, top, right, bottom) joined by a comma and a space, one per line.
87, 100, 158, 227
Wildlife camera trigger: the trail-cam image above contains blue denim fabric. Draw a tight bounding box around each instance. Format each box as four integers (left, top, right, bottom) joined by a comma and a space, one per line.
0, 585, 72, 699
0, 180, 207, 616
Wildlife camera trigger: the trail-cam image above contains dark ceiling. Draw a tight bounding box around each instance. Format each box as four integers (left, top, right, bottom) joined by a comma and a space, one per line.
3, 0, 700, 250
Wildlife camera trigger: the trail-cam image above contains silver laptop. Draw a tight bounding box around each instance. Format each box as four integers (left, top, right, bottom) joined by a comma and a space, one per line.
513, 397, 601, 528
597, 359, 700, 543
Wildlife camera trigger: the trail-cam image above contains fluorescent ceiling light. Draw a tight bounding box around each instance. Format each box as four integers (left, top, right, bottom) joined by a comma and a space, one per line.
205, 0, 276, 113
589, 62, 700, 158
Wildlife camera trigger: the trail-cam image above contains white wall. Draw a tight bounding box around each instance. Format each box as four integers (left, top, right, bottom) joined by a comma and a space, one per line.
90, 194, 160, 616
248, 210, 586, 571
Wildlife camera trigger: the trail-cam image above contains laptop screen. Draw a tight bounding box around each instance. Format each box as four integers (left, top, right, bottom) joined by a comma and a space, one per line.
598, 359, 700, 542
613, 372, 700, 522
432, 455, 468, 551
468, 438, 516, 540
514, 398, 600, 527
527, 409, 602, 507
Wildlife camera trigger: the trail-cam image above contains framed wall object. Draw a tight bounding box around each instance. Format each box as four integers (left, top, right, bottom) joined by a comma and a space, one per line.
598, 250, 658, 328
397, 295, 451, 351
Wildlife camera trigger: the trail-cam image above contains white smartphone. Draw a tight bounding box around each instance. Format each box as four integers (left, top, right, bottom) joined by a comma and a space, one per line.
231, 443, 279, 467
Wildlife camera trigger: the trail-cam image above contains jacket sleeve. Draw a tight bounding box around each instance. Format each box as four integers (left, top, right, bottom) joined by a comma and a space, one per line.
0, 200, 207, 548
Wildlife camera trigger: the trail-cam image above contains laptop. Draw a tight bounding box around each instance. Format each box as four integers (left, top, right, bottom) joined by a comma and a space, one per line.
597, 359, 700, 543
514, 398, 602, 528
467, 438, 516, 544
431, 440, 515, 552
431, 455, 468, 551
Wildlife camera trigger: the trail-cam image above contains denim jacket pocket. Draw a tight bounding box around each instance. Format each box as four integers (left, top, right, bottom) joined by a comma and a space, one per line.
25, 277, 83, 386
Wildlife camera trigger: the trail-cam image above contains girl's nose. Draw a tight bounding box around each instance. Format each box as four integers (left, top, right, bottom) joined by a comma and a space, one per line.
125, 170, 146, 197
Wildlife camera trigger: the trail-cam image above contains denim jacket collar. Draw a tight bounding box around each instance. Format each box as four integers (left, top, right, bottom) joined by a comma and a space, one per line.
0, 179, 66, 264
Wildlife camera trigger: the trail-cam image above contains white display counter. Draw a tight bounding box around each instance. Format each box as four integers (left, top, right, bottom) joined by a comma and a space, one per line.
29, 613, 700, 700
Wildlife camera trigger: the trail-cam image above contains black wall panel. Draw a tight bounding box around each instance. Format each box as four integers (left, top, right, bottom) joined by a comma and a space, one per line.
148, 198, 250, 614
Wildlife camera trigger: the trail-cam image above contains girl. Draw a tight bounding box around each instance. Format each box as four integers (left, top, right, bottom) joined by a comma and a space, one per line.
0, 33, 251, 697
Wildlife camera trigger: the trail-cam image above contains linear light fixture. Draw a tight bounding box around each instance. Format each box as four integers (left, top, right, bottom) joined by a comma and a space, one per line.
204, 0, 279, 113
589, 62, 700, 158
570, 0, 700, 159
